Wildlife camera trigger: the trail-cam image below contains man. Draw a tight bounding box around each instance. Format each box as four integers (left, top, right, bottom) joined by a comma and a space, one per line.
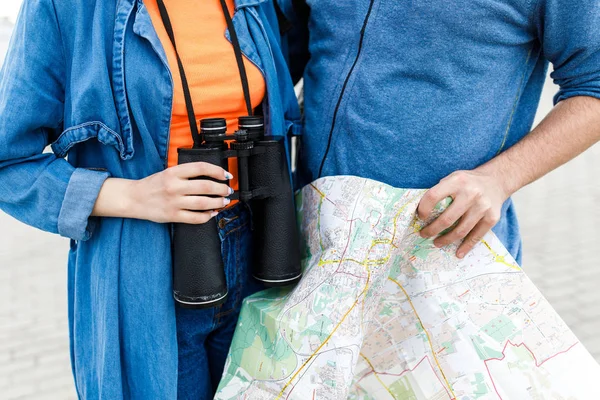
279, 0, 600, 264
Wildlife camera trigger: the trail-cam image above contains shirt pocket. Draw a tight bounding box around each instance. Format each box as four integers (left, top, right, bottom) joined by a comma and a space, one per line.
51, 121, 129, 159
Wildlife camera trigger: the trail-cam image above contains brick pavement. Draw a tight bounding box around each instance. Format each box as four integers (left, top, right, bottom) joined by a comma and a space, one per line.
513, 143, 600, 361
1, 15, 600, 400
0, 216, 76, 399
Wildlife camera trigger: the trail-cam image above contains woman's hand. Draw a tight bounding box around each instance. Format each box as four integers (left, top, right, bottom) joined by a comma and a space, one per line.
417, 169, 510, 259
92, 162, 233, 224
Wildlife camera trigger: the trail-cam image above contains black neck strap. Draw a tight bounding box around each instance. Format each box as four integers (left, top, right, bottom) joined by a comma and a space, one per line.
156, 0, 253, 146
219, 0, 253, 116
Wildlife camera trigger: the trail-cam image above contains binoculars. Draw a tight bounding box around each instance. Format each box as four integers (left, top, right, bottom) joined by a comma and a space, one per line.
172, 116, 302, 308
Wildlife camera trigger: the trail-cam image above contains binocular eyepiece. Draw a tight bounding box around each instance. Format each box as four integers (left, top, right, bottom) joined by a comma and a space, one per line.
172, 116, 302, 308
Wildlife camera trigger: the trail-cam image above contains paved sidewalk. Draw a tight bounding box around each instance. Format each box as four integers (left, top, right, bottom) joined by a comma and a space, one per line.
513, 143, 600, 360
0, 218, 75, 399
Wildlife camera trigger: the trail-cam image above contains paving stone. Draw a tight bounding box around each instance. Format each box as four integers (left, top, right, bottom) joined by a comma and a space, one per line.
514, 143, 600, 360
2, 384, 36, 400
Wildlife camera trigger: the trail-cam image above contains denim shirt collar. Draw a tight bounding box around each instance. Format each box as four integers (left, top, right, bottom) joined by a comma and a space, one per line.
128, 0, 268, 12
126, 0, 266, 69
125, 0, 268, 132
112, 0, 137, 160
112, 0, 269, 161
233, 0, 269, 9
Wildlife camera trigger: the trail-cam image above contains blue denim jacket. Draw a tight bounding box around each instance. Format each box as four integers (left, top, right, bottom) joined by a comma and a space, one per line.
279, 0, 600, 264
0, 0, 300, 398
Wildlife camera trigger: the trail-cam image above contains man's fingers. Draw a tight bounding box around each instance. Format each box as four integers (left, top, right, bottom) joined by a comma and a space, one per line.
184, 179, 232, 197
456, 221, 492, 259
179, 196, 231, 211
417, 183, 456, 220
173, 162, 232, 181
419, 200, 469, 239
433, 209, 481, 248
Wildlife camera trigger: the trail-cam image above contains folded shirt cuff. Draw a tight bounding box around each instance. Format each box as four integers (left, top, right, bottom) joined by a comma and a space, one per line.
554, 88, 600, 104
58, 168, 111, 241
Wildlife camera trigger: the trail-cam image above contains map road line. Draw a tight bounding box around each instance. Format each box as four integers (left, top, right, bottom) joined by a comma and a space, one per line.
276, 193, 373, 400
359, 353, 397, 398
388, 277, 457, 399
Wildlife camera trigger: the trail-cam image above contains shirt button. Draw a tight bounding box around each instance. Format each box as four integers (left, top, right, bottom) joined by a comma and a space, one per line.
218, 218, 227, 229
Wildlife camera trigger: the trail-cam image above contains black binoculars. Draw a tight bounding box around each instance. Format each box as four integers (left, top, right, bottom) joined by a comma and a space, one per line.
172, 116, 302, 308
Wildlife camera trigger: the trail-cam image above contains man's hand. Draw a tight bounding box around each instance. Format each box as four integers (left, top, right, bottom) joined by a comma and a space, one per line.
416, 96, 600, 260
417, 169, 510, 259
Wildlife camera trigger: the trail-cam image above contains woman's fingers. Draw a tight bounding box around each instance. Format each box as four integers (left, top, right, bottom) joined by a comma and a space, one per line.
172, 161, 233, 181
175, 210, 219, 225
132, 164, 234, 224
178, 195, 230, 211
182, 179, 233, 197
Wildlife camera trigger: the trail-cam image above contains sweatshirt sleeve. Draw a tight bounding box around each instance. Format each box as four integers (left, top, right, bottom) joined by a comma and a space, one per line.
0, 0, 109, 241
535, 0, 600, 104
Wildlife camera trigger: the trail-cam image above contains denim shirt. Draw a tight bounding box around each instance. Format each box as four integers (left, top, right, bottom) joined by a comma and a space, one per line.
279, 0, 600, 264
0, 0, 300, 398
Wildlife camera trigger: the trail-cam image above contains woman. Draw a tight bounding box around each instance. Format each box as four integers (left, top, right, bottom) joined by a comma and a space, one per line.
0, 0, 300, 398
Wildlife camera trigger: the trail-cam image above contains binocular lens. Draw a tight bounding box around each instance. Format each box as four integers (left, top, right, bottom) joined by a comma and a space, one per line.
200, 118, 227, 132
239, 116, 264, 139
200, 118, 228, 146
238, 115, 264, 129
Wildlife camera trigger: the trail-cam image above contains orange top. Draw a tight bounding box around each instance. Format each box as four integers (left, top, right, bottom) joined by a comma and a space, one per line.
144, 0, 266, 196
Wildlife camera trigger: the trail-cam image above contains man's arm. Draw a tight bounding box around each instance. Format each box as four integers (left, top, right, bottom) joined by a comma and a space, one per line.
418, 0, 600, 259
418, 95, 600, 258
483, 96, 600, 201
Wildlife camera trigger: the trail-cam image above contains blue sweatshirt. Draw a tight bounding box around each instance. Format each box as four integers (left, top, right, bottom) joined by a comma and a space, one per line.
280, 0, 600, 263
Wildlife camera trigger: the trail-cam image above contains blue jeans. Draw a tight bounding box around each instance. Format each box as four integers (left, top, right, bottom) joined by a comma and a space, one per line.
176, 203, 264, 400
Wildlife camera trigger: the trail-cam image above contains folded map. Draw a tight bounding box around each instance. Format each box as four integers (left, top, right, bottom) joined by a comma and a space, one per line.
215, 176, 600, 400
